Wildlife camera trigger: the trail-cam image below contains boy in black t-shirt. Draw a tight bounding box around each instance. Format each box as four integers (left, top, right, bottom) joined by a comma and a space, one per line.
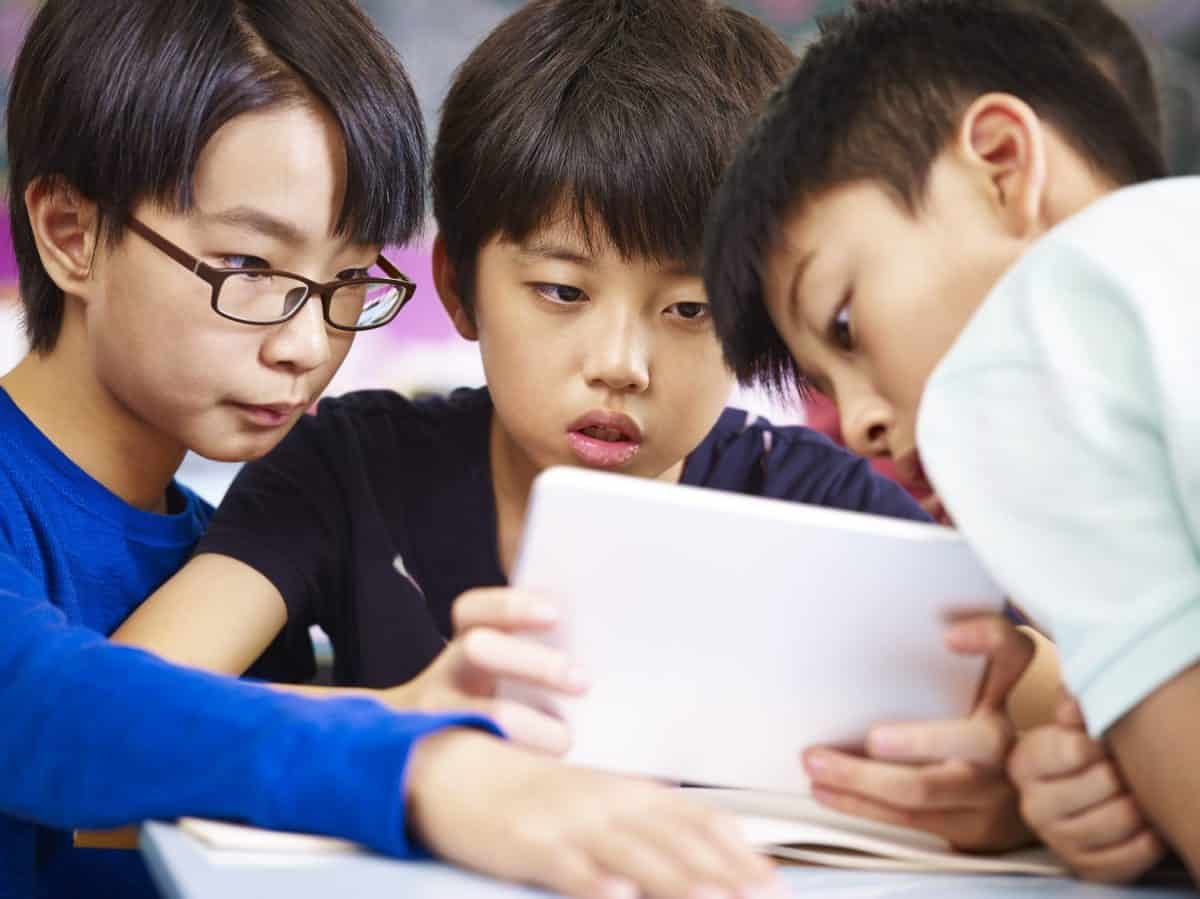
117, 0, 928, 739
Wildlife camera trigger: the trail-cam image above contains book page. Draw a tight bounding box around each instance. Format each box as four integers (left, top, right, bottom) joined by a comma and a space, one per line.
690, 789, 1066, 877
178, 818, 363, 856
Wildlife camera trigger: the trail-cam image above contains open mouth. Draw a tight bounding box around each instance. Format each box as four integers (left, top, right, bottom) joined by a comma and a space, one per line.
578, 425, 627, 442
567, 411, 644, 469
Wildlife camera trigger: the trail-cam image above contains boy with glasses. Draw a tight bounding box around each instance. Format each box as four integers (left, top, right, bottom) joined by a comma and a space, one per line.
0, 2, 777, 898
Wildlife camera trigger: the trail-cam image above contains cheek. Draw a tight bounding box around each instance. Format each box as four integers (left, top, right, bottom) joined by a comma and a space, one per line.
652, 336, 733, 440
475, 300, 571, 397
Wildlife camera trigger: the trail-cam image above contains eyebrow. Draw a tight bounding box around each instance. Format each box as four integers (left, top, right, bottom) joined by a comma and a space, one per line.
518, 242, 702, 280
784, 249, 822, 387
786, 249, 817, 325
199, 206, 306, 245
518, 241, 594, 265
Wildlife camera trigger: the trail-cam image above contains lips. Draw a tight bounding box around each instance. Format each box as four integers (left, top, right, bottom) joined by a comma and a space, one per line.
232, 401, 305, 428
567, 410, 644, 469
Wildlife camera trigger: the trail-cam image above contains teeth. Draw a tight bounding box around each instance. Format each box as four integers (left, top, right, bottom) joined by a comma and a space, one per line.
582, 426, 625, 442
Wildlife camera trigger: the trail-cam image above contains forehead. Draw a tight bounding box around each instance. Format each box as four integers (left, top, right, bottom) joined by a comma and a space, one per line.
190, 103, 349, 240
763, 183, 917, 299
498, 207, 699, 278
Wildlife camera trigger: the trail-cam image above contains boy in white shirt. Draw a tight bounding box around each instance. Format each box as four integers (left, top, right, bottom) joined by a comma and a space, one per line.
704, 0, 1196, 884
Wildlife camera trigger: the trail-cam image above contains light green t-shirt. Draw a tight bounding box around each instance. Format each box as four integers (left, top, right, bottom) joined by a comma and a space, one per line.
918, 177, 1200, 737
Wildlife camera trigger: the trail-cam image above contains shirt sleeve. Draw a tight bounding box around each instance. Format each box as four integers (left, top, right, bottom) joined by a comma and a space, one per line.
917, 246, 1200, 737
762, 430, 931, 523
0, 550, 499, 856
198, 405, 348, 632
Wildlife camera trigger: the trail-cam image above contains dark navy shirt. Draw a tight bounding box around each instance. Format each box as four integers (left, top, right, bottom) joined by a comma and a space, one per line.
199, 387, 928, 688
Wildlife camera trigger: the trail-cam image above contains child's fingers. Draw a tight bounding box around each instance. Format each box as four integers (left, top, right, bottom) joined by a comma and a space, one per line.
1016, 760, 1123, 825
864, 713, 1012, 766
809, 783, 921, 832
1056, 695, 1086, 728
690, 805, 780, 887
623, 810, 777, 898
1048, 795, 1147, 853
1066, 829, 1167, 885
811, 781, 1028, 852
587, 826, 720, 899
943, 613, 1014, 656
451, 587, 559, 634
804, 749, 995, 810
528, 846, 636, 899
944, 614, 1035, 712
459, 628, 589, 694
1008, 725, 1106, 784
674, 801, 780, 890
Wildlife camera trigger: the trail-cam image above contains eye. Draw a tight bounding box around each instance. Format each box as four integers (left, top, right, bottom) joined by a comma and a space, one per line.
665, 301, 711, 323
221, 255, 271, 280
533, 283, 586, 305
828, 297, 854, 350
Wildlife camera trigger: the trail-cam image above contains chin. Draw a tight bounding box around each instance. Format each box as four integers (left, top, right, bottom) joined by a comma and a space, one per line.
187, 432, 282, 464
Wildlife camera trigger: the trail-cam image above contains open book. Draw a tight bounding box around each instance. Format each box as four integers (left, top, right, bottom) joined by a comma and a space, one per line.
686, 788, 1065, 876
177, 792, 1066, 877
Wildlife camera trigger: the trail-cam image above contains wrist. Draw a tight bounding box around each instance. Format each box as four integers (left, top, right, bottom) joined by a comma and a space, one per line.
405, 728, 503, 851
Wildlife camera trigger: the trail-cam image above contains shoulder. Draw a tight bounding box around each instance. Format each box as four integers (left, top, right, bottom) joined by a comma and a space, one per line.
1006, 178, 1199, 323
687, 408, 929, 521
930, 180, 1200, 405
300, 386, 491, 446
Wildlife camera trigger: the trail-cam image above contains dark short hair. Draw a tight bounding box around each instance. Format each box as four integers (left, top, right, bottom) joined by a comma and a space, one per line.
431, 0, 796, 318
7, 0, 426, 353
704, 0, 1167, 396
1010, 0, 1162, 147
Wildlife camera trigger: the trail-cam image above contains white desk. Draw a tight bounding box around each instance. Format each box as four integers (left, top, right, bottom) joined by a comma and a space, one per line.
140, 821, 1194, 899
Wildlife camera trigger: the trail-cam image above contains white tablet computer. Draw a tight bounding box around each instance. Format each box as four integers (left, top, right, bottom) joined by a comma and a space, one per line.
502, 466, 1005, 794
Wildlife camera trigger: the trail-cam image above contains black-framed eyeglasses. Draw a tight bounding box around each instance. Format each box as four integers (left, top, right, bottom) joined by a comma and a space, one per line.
125, 217, 416, 331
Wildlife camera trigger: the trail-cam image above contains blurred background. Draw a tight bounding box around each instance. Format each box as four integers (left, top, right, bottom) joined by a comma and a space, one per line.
1, 0, 1198, 500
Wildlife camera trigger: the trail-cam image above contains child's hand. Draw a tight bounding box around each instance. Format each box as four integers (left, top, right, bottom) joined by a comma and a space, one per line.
384, 588, 584, 755
801, 614, 1035, 851
408, 729, 785, 899
1008, 696, 1166, 882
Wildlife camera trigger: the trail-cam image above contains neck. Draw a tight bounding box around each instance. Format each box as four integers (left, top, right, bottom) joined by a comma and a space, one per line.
1, 317, 186, 514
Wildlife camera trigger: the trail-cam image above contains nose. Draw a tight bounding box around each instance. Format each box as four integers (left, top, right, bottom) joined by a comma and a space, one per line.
259, 291, 333, 374
838, 382, 894, 459
582, 310, 650, 393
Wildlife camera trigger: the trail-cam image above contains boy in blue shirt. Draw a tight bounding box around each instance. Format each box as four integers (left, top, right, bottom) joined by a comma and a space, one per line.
0, 2, 779, 898
113, 0, 928, 752
705, 0, 1193, 884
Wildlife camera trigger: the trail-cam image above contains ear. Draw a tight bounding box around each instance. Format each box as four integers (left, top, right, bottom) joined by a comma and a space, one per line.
954, 93, 1047, 239
24, 177, 102, 301
431, 233, 478, 341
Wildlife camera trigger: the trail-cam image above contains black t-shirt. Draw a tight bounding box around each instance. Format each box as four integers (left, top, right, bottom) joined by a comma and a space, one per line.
199, 388, 928, 687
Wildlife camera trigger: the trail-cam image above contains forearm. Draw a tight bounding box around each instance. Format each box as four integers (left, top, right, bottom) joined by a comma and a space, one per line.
1, 591, 480, 855
1108, 661, 1200, 883
110, 553, 288, 676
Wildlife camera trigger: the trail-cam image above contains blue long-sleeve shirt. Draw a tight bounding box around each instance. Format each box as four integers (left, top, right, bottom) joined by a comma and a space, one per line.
0, 390, 493, 899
